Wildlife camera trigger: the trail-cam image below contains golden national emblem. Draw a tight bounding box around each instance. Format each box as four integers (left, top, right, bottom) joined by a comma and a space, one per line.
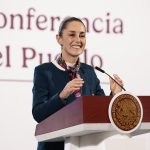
109, 91, 143, 133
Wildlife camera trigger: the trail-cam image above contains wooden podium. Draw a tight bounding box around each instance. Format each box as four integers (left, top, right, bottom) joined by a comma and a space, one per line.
35, 96, 150, 150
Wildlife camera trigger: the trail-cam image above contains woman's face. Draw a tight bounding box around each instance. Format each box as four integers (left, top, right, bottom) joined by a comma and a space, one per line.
57, 21, 86, 60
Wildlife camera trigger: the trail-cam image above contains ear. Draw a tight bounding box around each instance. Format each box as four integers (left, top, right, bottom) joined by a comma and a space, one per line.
56, 35, 63, 46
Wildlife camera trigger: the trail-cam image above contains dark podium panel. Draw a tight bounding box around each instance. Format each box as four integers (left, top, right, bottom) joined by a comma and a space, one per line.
35, 96, 150, 142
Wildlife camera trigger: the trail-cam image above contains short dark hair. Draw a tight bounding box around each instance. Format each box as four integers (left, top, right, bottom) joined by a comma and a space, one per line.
58, 17, 86, 36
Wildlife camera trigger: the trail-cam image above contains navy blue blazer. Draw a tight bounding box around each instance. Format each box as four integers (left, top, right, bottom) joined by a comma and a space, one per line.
32, 62, 105, 150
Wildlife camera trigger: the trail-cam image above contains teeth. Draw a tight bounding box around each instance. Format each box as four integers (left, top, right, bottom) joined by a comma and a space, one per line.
72, 45, 81, 48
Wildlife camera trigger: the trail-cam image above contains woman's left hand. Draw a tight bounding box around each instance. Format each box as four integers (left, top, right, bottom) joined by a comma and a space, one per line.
109, 74, 124, 95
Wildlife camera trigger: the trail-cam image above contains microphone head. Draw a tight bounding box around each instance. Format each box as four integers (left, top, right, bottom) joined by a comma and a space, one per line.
95, 66, 105, 73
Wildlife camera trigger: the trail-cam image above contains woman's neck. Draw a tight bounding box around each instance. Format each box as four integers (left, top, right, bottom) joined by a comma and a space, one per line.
62, 53, 78, 64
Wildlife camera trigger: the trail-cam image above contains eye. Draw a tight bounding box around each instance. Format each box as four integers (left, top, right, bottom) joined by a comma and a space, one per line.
69, 34, 75, 37
80, 34, 85, 38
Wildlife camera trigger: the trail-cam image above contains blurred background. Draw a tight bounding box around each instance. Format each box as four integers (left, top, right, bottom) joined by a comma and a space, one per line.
0, 0, 150, 149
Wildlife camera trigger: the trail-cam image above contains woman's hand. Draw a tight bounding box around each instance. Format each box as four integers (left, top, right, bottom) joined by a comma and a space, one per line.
59, 78, 84, 100
109, 74, 124, 95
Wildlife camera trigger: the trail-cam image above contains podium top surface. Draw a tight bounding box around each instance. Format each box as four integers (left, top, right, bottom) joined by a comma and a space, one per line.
35, 96, 150, 138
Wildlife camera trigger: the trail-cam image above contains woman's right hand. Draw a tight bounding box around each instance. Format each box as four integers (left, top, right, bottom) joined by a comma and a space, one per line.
59, 78, 84, 100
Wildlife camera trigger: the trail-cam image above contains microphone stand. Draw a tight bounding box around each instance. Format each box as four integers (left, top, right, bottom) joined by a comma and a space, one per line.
95, 66, 126, 91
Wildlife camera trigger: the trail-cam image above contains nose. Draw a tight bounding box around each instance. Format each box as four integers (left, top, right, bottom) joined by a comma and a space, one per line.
75, 34, 81, 42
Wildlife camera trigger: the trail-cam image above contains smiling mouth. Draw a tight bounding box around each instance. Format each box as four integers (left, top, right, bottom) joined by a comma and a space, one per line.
72, 45, 82, 49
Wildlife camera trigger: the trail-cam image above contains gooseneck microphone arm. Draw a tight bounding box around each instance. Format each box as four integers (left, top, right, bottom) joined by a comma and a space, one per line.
95, 66, 126, 91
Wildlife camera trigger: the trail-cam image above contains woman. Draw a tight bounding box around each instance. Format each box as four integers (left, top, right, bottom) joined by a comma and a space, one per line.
32, 17, 123, 150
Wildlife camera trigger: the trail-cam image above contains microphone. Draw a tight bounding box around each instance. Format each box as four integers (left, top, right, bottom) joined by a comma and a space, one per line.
95, 66, 126, 91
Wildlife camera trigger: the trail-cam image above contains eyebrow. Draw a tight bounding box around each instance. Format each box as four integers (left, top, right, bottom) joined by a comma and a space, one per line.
68, 31, 85, 34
